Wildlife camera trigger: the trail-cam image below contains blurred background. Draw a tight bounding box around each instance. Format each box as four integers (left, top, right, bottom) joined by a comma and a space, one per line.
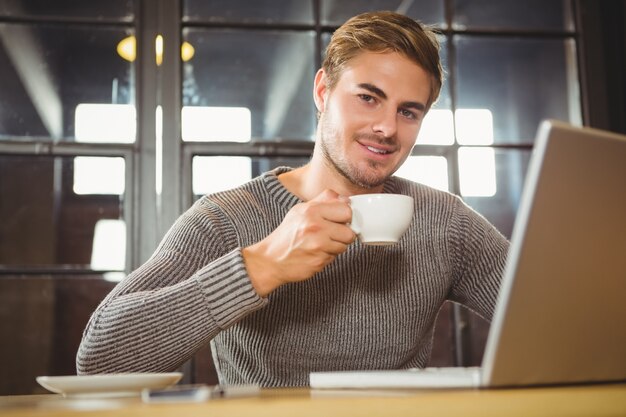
1, 0, 624, 395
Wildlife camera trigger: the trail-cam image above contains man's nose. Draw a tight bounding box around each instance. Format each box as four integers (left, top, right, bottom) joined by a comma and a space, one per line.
371, 108, 397, 138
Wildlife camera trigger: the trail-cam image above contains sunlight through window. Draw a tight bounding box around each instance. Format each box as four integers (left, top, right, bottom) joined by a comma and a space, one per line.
455, 109, 494, 145
417, 108, 494, 146
193, 156, 252, 195
75, 104, 136, 143
458, 147, 497, 197
417, 109, 454, 145
182, 106, 251, 142
395, 156, 449, 192
91, 219, 126, 275
73, 157, 125, 195
417, 108, 496, 197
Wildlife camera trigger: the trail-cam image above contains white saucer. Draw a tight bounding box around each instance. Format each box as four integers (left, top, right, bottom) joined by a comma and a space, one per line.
36, 373, 183, 397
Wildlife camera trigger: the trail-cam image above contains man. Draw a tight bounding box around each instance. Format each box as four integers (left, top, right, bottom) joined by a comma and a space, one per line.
77, 11, 509, 387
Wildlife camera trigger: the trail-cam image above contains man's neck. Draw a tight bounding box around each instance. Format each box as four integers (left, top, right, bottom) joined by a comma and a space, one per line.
278, 157, 384, 201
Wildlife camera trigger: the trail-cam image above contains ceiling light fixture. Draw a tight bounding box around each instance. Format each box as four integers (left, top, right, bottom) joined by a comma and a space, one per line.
117, 35, 195, 65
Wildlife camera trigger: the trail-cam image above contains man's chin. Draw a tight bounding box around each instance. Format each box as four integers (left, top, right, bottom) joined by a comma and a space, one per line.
348, 168, 391, 189
324, 153, 393, 189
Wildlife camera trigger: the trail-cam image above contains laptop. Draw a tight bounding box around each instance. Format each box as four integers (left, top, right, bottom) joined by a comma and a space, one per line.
310, 120, 626, 389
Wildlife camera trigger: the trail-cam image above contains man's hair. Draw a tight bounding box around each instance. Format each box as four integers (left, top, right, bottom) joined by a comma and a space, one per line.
322, 11, 444, 110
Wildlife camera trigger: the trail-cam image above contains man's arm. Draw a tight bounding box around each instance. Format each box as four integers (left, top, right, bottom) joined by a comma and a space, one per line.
76, 199, 268, 374
448, 197, 510, 320
77, 189, 356, 374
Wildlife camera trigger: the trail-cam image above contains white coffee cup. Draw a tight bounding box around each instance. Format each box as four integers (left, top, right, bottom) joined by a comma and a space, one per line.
349, 194, 414, 245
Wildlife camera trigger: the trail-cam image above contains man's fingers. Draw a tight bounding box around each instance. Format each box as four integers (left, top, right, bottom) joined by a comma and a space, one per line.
327, 223, 357, 245
305, 191, 352, 224
318, 201, 352, 224
324, 240, 351, 255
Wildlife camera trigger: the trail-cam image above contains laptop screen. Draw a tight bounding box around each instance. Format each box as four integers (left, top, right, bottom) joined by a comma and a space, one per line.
482, 120, 626, 387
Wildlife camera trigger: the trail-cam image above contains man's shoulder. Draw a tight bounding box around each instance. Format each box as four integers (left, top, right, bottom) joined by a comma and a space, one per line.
194, 167, 292, 213
391, 175, 459, 204
196, 175, 264, 208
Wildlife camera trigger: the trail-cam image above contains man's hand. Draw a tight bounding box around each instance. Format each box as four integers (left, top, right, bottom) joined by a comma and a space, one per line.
242, 189, 356, 297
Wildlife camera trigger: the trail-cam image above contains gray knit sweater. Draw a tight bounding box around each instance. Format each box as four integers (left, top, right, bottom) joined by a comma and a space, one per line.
76, 167, 509, 387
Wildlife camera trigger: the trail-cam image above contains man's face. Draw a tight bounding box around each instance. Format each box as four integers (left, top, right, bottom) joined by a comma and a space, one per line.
315, 51, 432, 190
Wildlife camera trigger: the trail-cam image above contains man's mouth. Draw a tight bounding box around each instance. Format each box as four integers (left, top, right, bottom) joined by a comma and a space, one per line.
365, 145, 393, 155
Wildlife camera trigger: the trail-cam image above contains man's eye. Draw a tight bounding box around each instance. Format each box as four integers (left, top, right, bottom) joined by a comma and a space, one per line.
399, 109, 417, 120
358, 94, 375, 103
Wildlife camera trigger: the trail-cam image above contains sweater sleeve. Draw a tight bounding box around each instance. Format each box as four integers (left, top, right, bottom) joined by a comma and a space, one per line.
448, 197, 510, 320
76, 199, 267, 375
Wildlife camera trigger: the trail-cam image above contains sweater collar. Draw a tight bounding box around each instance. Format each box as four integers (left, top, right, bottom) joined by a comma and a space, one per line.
262, 166, 400, 210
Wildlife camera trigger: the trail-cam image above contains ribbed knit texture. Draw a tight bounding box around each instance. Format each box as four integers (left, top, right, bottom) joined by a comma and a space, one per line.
76, 167, 509, 387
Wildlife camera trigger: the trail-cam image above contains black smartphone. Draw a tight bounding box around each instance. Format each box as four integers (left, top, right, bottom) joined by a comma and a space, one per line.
142, 384, 260, 403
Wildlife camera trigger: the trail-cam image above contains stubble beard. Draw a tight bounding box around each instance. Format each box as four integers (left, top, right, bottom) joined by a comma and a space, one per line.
318, 112, 391, 190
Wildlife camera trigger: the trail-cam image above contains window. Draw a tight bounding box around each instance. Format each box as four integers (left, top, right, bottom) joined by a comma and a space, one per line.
182, 28, 316, 141
0, 2, 135, 274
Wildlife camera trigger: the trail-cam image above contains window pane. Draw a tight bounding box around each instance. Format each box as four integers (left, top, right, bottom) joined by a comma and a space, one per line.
73, 157, 125, 195
192, 156, 310, 200
462, 148, 532, 239
321, 0, 445, 27
0, 155, 125, 268
0, 23, 134, 141
458, 147, 496, 197
193, 156, 252, 195
453, 0, 573, 31
91, 219, 126, 274
182, 107, 251, 142
455, 108, 494, 145
183, 0, 313, 24
183, 29, 316, 141
417, 109, 454, 145
395, 156, 449, 192
0, 0, 134, 20
75, 104, 136, 143
455, 36, 580, 144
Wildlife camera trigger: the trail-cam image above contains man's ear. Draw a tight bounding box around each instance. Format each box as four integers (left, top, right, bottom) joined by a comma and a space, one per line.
313, 68, 328, 113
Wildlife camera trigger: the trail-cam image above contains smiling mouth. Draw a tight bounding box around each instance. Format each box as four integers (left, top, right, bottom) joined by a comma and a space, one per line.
365, 145, 392, 155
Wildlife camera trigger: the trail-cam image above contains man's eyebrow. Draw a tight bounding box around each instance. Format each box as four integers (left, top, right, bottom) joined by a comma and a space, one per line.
358, 83, 387, 99
402, 101, 426, 112
357, 82, 426, 112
